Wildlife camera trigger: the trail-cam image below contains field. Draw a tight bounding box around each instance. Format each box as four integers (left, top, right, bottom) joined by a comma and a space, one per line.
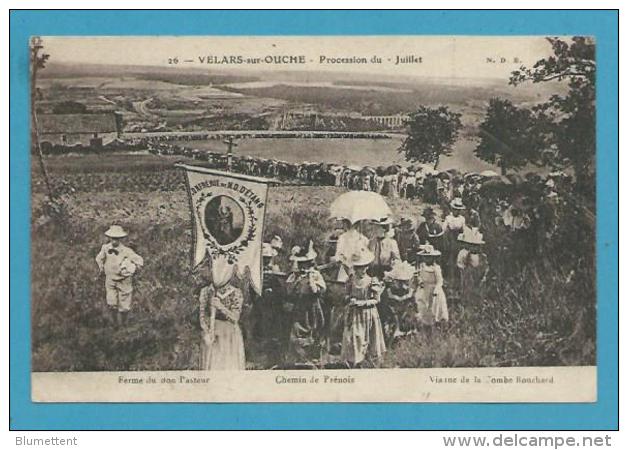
37, 74, 286, 131
219, 79, 546, 116
31, 152, 596, 372
38, 62, 564, 136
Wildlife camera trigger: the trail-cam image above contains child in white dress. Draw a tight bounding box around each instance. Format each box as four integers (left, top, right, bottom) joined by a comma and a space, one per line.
416, 244, 448, 325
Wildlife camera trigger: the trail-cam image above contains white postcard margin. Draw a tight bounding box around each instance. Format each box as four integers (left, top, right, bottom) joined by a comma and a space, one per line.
32, 366, 596, 403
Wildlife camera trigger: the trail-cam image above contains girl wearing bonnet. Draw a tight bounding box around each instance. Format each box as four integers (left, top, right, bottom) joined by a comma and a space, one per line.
416, 243, 449, 327
341, 247, 387, 367
285, 241, 327, 363
382, 260, 419, 341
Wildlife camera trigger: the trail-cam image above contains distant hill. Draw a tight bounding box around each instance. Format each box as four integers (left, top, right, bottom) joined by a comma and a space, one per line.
41, 61, 564, 94
39, 61, 567, 116
40, 62, 259, 85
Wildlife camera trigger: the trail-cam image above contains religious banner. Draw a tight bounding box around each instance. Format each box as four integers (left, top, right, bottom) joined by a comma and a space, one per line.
177, 164, 270, 295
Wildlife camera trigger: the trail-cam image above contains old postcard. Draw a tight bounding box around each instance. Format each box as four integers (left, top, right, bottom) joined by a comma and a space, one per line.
30, 36, 596, 402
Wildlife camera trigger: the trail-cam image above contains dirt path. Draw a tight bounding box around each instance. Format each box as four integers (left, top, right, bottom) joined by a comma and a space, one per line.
132, 97, 155, 117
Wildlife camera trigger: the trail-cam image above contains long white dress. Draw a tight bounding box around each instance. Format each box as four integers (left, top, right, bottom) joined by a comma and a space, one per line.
199, 285, 246, 370
416, 263, 448, 323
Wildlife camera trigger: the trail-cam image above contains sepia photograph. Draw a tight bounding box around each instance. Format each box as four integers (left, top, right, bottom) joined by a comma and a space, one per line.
28, 35, 597, 402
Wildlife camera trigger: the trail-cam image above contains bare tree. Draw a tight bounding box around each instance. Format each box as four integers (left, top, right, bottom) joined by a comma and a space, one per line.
30, 36, 53, 201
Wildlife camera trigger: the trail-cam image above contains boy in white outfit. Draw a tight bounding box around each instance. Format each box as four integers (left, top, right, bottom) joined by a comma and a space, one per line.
95, 225, 144, 325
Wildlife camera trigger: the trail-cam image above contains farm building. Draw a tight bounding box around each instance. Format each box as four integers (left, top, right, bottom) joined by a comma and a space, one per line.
37, 112, 121, 147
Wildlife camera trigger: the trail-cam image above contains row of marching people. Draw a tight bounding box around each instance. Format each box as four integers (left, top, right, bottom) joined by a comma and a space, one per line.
148, 141, 569, 237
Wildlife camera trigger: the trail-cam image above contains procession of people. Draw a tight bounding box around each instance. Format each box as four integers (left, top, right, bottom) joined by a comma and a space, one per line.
210, 171, 565, 369
146, 140, 568, 216
96, 140, 571, 370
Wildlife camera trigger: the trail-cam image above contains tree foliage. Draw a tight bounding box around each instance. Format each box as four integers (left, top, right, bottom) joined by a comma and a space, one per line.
510, 37, 596, 195
399, 106, 462, 167
475, 98, 544, 174
30, 36, 50, 73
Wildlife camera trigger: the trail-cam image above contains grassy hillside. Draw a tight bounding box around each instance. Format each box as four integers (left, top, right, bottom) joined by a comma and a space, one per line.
31, 154, 595, 371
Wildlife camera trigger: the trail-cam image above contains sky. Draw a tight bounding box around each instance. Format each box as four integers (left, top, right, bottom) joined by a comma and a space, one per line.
41, 36, 560, 80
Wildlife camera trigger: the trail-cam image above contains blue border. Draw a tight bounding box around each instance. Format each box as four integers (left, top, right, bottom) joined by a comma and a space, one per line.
9, 10, 618, 430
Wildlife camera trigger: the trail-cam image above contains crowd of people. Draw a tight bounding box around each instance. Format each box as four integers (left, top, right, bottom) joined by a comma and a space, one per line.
197, 169, 570, 369
148, 141, 570, 263
95, 141, 573, 369
235, 200, 489, 368
147, 141, 566, 203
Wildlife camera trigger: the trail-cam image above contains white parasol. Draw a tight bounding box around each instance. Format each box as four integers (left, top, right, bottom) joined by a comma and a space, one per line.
329, 191, 392, 224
